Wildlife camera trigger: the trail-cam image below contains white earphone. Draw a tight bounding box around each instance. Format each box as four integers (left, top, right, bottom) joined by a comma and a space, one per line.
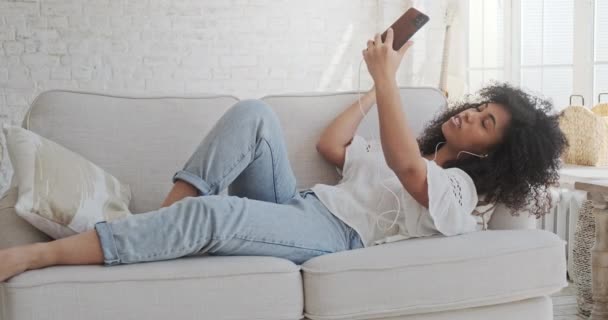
357, 58, 402, 232
434, 142, 489, 160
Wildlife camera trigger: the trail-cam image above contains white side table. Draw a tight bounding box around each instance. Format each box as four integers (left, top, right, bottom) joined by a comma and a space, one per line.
575, 180, 608, 319
555, 165, 608, 279
560, 165, 608, 190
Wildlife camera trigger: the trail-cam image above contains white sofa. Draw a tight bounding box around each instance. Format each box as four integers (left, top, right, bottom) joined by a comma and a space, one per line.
0, 88, 568, 320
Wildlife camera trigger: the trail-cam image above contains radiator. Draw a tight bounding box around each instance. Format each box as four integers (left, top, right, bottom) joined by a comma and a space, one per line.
536, 187, 588, 281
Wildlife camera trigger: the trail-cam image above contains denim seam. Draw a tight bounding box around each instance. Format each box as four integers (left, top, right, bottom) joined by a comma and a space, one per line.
260, 137, 278, 203
174, 170, 212, 196
107, 225, 121, 263
206, 143, 256, 193
131, 232, 331, 261
94, 222, 121, 265
135, 235, 225, 260
232, 234, 332, 254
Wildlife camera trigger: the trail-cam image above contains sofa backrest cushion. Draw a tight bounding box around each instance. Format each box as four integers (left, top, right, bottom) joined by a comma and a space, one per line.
21, 88, 447, 214
21, 90, 239, 213
19, 87, 533, 230
260, 87, 447, 189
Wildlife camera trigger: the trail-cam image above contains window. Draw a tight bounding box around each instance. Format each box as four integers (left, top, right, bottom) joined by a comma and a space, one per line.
466, 0, 584, 111
467, 0, 505, 93
520, 0, 573, 110
595, 0, 608, 104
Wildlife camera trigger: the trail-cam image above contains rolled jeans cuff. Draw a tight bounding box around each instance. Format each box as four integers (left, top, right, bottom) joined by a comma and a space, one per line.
94, 221, 121, 266
172, 170, 212, 196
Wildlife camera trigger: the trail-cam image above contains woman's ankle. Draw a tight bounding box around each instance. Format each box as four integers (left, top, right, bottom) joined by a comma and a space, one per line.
25, 242, 55, 270
161, 181, 200, 208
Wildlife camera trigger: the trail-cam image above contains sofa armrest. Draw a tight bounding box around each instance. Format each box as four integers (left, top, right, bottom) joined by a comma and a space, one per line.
487, 202, 538, 230
487, 187, 561, 230
0, 187, 51, 249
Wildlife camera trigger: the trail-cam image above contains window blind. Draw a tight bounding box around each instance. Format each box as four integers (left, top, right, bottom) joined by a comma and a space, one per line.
467, 0, 504, 93
520, 0, 573, 110
594, 0, 608, 101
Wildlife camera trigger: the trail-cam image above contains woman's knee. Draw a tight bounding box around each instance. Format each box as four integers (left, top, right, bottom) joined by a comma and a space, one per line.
230, 99, 278, 123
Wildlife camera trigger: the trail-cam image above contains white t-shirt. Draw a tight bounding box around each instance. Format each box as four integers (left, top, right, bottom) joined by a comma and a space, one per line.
310, 135, 482, 247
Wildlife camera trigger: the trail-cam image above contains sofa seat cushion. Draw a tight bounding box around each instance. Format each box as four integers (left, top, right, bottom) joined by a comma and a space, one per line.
301, 229, 567, 320
1, 255, 304, 320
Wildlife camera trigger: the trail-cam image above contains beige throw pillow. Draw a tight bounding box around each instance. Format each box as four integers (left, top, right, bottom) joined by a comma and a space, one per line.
3, 124, 132, 239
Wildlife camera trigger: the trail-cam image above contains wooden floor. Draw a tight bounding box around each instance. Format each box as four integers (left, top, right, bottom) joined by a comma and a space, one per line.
552, 279, 587, 319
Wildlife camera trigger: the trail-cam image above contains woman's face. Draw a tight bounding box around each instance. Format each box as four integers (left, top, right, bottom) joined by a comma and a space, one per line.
441, 102, 512, 155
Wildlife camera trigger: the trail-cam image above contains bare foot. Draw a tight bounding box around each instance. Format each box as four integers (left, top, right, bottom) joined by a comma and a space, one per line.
0, 246, 31, 282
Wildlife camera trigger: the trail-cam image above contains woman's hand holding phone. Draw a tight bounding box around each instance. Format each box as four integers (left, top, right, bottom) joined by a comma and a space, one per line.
362, 28, 413, 85
363, 7, 428, 84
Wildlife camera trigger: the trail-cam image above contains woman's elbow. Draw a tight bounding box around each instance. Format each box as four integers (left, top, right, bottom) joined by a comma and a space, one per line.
389, 159, 425, 176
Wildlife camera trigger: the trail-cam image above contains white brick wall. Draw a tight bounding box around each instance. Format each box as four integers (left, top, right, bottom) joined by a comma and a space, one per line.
0, 0, 443, 123
0, 0, 453, 194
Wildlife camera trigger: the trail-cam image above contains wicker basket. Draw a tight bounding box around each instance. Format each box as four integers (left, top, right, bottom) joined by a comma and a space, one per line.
573, 200, 595, 318
592, 102, 608, 117
559, 105, 608, 166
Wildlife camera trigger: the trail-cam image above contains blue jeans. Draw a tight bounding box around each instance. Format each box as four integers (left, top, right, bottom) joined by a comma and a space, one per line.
94, 99, 364, 266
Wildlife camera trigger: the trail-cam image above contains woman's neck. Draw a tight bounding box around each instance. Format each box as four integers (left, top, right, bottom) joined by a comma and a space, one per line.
422, 144, 458, 167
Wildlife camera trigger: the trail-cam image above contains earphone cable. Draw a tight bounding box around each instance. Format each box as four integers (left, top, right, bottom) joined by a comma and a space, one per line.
357, 57, 402, 233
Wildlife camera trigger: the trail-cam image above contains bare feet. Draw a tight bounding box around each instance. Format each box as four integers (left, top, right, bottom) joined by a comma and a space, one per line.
0, 245, 37, 282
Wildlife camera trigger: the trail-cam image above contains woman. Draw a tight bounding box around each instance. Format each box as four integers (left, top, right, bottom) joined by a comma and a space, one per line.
0, 29, 567, 281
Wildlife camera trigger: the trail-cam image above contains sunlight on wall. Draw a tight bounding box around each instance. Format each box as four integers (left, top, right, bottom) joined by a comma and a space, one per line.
340, 65, 354, 91
318, 23, 354, 91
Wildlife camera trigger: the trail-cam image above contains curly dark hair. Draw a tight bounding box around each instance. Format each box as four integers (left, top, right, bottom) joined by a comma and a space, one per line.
417, 82, 568, 218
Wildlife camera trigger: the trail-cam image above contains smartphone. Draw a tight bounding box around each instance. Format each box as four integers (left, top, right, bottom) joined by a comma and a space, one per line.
380, 7, 430, 51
